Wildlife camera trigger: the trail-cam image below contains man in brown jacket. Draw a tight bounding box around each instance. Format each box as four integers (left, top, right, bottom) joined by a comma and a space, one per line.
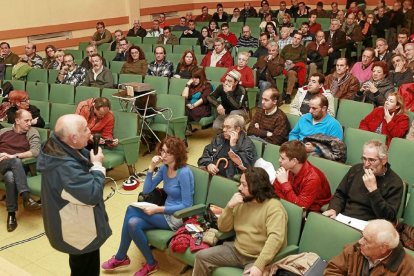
342, 12, 363, 60
324, 219, 414, 275
325, 19, 347, 74
324, 58, 360, 99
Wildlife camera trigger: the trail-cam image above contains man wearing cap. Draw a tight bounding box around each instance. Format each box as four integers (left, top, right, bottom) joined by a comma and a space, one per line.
207, 69, 247, 130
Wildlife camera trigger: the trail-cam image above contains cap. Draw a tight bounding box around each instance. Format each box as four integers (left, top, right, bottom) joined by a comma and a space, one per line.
227, 69, 241, 82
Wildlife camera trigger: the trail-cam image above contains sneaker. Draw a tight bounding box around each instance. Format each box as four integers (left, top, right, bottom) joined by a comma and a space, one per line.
101, 255, 130, 271
134, 262, 158, 276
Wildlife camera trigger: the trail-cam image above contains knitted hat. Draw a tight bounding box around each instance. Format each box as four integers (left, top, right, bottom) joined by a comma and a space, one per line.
227, 69, 241, 82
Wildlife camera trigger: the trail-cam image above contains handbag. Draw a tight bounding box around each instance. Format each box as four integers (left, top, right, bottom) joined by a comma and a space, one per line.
203, 204, 223, 229
137, 188, 167, 206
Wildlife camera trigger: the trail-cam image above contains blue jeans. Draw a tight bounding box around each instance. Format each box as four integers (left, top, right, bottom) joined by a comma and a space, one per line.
115, 206, 170, 265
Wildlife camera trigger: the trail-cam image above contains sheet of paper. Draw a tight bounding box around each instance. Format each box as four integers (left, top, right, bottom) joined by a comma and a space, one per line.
130, 202, 158, 209
335, 213, 368, 231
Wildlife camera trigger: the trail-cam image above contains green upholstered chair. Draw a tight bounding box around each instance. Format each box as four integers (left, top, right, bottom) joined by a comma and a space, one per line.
75, 86, 101, 105
49, 103, 76, 130
65, 49, 83, 60
30, 100, 50, 128
27, 68, 48, 83
336, 99, 374, 129
118, 74, 143, 84
173, 44, 193, 54
101, 88, 123, 112
205, 67, 227, 82
168, 77, 187, 96
262, 143, 280, 170
144, 75, 169, 95
6, 80, 26, 91
388, 138, 414, 188
109, 61, 125, 74
251, 138, 264, 158
286, 113, 300, 129
179, 38, 198, 46
49, 83, 75, 104
48, 69, 59, 84
26, 81, 49, 101
102, 51, 117, 62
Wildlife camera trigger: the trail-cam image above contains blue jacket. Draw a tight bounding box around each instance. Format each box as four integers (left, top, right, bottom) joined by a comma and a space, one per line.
289, 113, 343, 141
37, 133, 111, 255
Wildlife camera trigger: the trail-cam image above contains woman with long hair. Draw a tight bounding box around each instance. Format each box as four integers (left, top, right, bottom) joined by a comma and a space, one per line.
43, 45, 57, 69
359, 92, 409, 147
198, 27, 213, 55
174, 50, 198, 79
120, 46, 148, 75
102, 136, 194, 275
7, 90, 45, 128
265, 22, 279, 41
207, 20, 220, 38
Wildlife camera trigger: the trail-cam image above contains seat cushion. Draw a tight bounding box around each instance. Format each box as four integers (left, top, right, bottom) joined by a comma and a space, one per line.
102, 150, 125, 169
145, 229, 175, 250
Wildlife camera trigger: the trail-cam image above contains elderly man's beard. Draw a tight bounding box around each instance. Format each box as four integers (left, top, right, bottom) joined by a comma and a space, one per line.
238, 189, 254, 202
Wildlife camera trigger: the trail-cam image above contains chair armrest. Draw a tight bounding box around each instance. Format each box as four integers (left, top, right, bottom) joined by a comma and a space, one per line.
216, 230, 235, 240
119, 136, 140, 145
22, 157, 37, 165
173, 204, 207, 219
170, 116, 188, 123
273, 245, 300, 262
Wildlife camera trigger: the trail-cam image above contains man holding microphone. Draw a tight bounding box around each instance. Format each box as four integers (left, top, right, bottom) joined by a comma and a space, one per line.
38, 114, 111, 276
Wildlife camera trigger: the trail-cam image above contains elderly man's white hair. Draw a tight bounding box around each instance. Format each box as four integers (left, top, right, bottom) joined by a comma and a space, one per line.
54, 114, 86, 140
366, 219, 400, 249
224, 114, 245, 129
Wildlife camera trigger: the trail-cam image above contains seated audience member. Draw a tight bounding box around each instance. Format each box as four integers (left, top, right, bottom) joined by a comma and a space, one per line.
405, 43, 414, 71
324, 219, 414, 275
42, 45, 57, 69
146, 20, 163, 38
90, 21, 112, 46
298, 22, 314, 44
374, 38, 393, 67
174, 50, 198, 79
180, 20, 201, 39
75, 97, 118, 147
185, 11, 193, 23
56, 54, 87, 86
0, 109, 42, 232
254, 42, 285, 106
280, 32, 307, 104
127, 20, 147, 38
157, 26, 179, 45
52, 50, 65, 70
325, 19, 347, 74
195, 6, 213, 22
306, 30, 329, 75
354, 61, 394, 107
290, 73, 336, 117
274, 140, 332, 212
83, 54, 114, 88
323, 140, 403, 222
259, 13, 276, 31
80, 45, 107, 70
388, 54, 414, 87
172, 17, 189, 32
182, 68, 212, 124
193, 169, 287, 275
113, 38, 130, 62
236, 26, 259, 48
252, 32, 270, 58
360, 92, 409, 147
200, 37, 233, 68
207, 21, 219, 38
295, 1, 311, 18
0, 42, 19, 65
7, 90, 45, 128
336, 10, 346, 25
361, 12, 376, 47
324, 58, 360, 99
289, 94, 343, 142
329, 2, 340, 19
20, 43, 43, 69
280, 14, 295, 33
308, 13, 322, 35
158, 13, 167, 29
212, 3, 229, 22
240, 2, 258, 19
147, 46, 174, 78
220, 52, 254, 88
247, 88, 290, 145
120, 46, 148, 76
407, 121, 414, 141
391, 28, 410, 55
102, 137, 194, 275
229, 7, 243, 22
198, 27, 213, 55
109, 30, 124, 52
258, 0, 273, 20
198, 115, 257, 178
217, 23, 238, 48
350, 48, 376, 83
374, 6, 391, 39
342, 12, 364, 59
311, 2, 330, 18
275, 1, 289, 26
278, 27, 293, 51
207, 70, 247, 130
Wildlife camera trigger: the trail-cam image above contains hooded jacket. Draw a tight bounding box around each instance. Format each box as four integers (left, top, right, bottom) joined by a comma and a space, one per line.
37, 133, 111, 255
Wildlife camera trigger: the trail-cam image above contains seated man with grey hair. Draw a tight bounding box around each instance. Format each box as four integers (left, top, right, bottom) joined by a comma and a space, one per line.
323, 140, 403, 222
324, 219, 414, 275
198, 114, 257, 179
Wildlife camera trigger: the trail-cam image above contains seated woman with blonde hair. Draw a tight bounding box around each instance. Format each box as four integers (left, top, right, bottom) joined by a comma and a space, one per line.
359, 92, 409, 147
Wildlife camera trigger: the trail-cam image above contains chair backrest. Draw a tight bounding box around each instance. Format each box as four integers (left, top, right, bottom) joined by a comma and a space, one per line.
102, 51, 117, 62
7, 79, 26, 91
299, 212, 362, 261
262, 143, 280, 170
112, 111, 138, 139
144, 75, 169, 94
75, 86, 101, 105
308, 156, 351, 194
286, 113, 300, 129
153, 94, 185, 123
388, 138, 414, 187
343, 127, 387, 165
78, 42, 90, 51
50, 103, 76, 130
101, 88, 123, 112
173, 45, 193, 54
27, 68, 48, 83
30, 100, 50, 124
34, 127, 49, 143
65, 49, 83, 59
110, 61, 125, 74
403, 187, 414, 226
169, 78, 187, 96
143, 37, 158, 45
251, 138, 264, 158
119, 74, 143, 84
189, 165, 210, 205
97, 43, 110, 52
280, 199, 304, 246
205, 66, 228, 82
126, 36, 142, 45
26, 81, 49, 101
206, 175, 239, 208
48, 69, 59, 84
336, 99, 374, 129
180, 38, 198, 46
154, 44, 172, 53
49, 83, 75, 104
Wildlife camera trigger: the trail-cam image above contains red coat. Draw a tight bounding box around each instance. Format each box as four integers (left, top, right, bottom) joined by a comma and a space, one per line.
220, 66, 255, 88
217, 32, 238, 47
200, 50, 233, 68
359, 107, 410, 147
273, 161, 332, 212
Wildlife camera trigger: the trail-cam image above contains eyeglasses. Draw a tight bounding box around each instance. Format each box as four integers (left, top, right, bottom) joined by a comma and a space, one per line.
361, 157, 380, 164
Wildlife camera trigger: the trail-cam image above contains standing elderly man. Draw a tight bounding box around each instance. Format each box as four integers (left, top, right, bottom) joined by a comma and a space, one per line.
1, 109, 41, 232
38, 114, 111, 276
83, 54, 114, 88
324, 219, 414, 275
323, 140, 403, 222
91, 21, 113, 46
198, 115, 257, 179
193, 167, 287, 276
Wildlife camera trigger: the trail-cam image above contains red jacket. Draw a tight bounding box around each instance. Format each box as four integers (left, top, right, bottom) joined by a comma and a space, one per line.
359, 107, 409, 147
273, 161, 332, 212
220, 66, 255, 88
201, 50, 233, 68
217, 32, 238, 47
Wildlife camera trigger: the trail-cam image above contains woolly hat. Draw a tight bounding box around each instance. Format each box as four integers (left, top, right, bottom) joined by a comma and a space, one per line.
227, 69, 241, 82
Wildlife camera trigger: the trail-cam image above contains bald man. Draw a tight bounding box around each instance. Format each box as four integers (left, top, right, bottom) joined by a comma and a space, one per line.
325, 219, 414, 275
38, 114, 111, 276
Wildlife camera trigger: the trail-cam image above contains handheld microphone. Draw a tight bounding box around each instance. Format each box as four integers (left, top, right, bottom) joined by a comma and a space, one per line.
92, 133, 101, 155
